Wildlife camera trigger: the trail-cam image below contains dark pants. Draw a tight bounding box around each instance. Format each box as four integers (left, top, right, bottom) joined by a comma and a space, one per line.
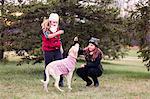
43, 49, 63, 83
76, 67, 102, 85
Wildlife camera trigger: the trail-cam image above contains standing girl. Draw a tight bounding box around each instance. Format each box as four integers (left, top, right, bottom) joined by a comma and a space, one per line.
41, 13, 64, 86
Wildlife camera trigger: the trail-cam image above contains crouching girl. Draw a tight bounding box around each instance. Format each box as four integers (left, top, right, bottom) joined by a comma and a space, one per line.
76, 37, 103, 87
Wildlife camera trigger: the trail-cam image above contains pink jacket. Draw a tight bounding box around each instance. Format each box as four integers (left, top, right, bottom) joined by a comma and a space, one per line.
50, 56, 76, 75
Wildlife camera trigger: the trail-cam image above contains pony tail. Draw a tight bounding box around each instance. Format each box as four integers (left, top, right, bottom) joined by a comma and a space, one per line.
98, 48, 103, 58
41, 19, 50, 32
92, 48, 103, 61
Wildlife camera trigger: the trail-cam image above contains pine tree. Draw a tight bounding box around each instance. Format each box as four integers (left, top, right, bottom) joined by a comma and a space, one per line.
0, 0, 128, 62
55, 0, 128, 59
128, 1, 150, 71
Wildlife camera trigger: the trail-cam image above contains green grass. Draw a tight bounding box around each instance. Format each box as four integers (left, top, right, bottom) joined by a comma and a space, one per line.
0, 50, 150, 99
127, 48, 140, 57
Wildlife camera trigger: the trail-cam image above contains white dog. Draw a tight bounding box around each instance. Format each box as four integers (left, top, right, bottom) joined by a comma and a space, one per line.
41, 38, 79, 92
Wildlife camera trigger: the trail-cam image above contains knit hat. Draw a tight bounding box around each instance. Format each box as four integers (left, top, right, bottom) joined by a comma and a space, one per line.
89, 37, 100, 47
49, 13, 59, 22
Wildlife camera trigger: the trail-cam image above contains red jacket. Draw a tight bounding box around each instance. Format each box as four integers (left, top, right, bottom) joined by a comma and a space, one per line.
42, 29, 61, 51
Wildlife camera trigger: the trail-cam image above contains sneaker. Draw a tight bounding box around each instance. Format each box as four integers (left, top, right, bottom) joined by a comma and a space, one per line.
59, 82, 64, 87
94, 83, 99, 87
86, 81, 92, 86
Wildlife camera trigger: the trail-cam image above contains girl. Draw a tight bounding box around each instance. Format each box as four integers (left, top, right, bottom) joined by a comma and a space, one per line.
76, 37, 103, 87
41, 13, 64, 87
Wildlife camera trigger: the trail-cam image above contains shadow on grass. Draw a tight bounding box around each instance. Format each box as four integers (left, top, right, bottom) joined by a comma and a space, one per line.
102, 61, 140, 67
104, 69, 150, 79
102, 61, 130, 66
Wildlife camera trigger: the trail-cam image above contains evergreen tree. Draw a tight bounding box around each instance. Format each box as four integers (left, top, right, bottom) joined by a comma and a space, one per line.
0, 0, 128, 62
128, 1, 150, 70
55, 0, 128, 59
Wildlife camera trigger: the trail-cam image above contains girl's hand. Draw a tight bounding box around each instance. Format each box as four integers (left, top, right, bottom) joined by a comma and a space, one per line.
80, 64, 85, 68
89, 51, 94, 55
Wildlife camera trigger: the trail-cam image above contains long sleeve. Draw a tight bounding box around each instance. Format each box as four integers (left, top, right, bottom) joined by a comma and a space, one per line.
43, 31, 50, 39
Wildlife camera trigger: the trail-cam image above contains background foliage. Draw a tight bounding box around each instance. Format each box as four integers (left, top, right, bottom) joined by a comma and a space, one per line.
0, 0, 149, 69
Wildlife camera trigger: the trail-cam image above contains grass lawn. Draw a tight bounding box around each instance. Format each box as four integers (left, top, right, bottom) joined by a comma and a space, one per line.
0, 50, 150, 99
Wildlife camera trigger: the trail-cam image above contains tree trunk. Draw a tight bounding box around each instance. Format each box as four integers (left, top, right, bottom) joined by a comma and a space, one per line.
0, 0, 4, 16
0, 49, 4, 60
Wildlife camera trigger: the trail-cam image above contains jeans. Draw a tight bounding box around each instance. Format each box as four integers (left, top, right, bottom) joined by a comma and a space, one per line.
43, 49, 63, 83
76, 67, 102, 85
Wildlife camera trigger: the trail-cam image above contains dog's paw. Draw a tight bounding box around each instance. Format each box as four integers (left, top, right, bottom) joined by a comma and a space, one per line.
44, 88, 49, 93
68, 88, 72, 92
60, 89, 64, 92
68, 87, 72, 90
40, 79, 44, 83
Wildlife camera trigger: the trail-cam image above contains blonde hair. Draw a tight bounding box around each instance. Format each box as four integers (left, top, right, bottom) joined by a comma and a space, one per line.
41, 19, 49, 30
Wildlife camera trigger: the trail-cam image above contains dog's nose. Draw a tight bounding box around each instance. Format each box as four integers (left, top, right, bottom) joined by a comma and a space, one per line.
74, 37, 78, 41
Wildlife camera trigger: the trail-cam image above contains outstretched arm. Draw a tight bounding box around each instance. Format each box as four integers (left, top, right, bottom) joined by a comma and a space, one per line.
47, 30, 64, 38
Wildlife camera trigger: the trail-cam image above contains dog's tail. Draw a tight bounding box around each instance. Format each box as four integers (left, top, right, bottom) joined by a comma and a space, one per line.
41, 69, 50, 84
